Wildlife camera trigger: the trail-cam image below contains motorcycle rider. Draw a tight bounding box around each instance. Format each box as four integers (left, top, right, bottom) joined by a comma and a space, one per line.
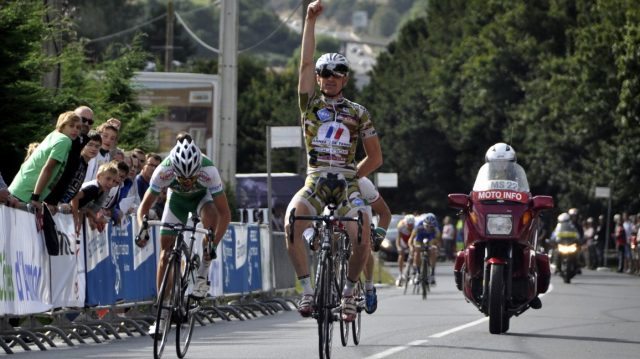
408, 213, 441, 285
551, 212, 581, 274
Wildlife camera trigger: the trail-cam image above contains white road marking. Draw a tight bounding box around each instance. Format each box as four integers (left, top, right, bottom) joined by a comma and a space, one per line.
363, 340, 429, 359
365, 283, 554, 358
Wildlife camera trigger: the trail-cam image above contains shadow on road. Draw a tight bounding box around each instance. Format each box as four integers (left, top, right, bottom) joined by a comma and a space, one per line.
506, 332, 640, 345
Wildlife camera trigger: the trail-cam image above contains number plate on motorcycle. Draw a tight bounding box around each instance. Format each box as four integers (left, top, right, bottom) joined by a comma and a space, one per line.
486, 214, 513, 235
472, 190, 529, 203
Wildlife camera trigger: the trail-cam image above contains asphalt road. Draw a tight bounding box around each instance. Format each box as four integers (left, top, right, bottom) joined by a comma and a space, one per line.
13, 263, 640, 359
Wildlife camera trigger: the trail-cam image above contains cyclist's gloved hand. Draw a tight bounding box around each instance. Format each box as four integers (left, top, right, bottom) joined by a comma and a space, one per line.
206, 241, 217, 260
373, 227, 386, 252
135, 228, 149, 248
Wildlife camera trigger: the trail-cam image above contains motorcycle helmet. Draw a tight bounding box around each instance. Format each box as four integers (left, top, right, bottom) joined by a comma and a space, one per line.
557, 212, 570, 223
404, 214, 415, 226
170, 138, 202, 178
485, 142, 516, 162
315, 53, 350, 77
423, 213, 438, 228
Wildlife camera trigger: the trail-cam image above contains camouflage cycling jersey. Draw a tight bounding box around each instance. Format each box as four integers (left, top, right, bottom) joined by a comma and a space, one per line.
299, 92, 377, 174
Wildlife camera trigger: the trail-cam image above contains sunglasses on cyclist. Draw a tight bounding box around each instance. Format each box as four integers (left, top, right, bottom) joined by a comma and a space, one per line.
176, 175, 198, 186
318, 68, 347, 79
81, 116, 94, 125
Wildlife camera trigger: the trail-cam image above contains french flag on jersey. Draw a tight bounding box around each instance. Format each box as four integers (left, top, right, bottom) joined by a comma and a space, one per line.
324, 124, 344, 140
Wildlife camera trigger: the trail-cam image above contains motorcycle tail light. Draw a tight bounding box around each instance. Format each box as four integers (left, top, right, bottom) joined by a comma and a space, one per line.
486, 214, 513, 235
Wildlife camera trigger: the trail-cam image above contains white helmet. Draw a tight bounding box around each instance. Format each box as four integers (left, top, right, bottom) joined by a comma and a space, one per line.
485, 142, 516, 162
315, 53, 350, 77
170, 138, 202, 178
557, 212, 570, 222
404, 214, 415, 226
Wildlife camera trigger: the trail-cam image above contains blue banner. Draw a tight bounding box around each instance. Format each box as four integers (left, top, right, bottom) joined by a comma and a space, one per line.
222, 225, 262, 294
84, 225, 116, 306
109, 220, 157, 302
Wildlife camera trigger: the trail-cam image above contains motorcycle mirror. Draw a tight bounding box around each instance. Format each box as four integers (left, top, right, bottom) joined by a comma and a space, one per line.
448, 193, 469, 209
531, 195, 554, 211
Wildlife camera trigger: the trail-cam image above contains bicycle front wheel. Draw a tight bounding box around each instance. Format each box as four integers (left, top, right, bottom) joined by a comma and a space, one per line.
421, 256, 430, 300
317, 253, 335, 359
338, 255, 349, 347
154, 254, 180, 359
176, 260, 198, 358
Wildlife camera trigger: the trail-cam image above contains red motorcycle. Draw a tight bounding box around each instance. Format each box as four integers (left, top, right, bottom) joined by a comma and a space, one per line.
449, 160, 553, 334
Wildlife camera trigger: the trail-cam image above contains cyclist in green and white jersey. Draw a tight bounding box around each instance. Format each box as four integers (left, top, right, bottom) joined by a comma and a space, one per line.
136, 134, 231, 335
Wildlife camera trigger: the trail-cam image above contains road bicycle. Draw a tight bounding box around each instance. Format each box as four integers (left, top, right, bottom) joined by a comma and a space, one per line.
403, 242, 431, 300
289, 202, 364, 359
137, 214, 214, 359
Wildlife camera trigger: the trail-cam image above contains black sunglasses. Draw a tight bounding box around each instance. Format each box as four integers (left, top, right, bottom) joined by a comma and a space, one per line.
81, 116, 94, 125
318, 68, 347, 79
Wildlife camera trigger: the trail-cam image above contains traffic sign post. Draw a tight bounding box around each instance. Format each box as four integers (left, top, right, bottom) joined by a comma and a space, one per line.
594, 186, 612, 270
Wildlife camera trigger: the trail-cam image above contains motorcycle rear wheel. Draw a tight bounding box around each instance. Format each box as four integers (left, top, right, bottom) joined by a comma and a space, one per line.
488, 264, 506, 334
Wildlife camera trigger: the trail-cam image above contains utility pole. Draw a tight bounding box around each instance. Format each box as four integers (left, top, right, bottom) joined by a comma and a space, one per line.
165, 0, 174, 72
42, 0, 63, 90
218, 0, 238, 187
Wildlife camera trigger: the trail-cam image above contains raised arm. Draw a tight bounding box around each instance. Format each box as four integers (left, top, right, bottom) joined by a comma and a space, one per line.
298, 0, 323, 96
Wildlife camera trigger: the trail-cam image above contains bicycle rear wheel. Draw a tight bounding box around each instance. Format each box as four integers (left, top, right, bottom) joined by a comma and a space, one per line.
176, 260, 197, 358
154, 254, 180, 359
338, 254, 349, 347
352, 280, 363, 345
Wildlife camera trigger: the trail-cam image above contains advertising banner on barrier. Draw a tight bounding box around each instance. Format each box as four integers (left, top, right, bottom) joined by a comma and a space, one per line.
84, 219, 116, 305
222, 224, 262, 294
50, 213, 85, 307
110, 218, 157, 302
0, 206, 51, 315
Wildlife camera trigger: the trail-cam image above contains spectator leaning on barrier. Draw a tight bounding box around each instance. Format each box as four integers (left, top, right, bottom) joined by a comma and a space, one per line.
9, 111, 81, 214
45, 106, 95, 209
0, 172, 20, 207
70, 161, 119, 235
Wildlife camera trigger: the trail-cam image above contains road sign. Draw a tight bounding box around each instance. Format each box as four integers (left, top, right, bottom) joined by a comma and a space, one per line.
375, 172, 398, 188
270, 126, 302, 148
594, 186, 611, 198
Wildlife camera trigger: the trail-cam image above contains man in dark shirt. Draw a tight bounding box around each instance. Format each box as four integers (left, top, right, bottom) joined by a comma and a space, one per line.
136, 153, 162, 201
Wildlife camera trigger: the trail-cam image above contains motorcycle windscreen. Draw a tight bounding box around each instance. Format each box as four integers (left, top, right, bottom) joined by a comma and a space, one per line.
472, 162, 530, 193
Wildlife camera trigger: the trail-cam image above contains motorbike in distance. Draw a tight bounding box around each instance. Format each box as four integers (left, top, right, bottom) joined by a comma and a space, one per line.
449, 160, 553, 334
551, 213, 581, 284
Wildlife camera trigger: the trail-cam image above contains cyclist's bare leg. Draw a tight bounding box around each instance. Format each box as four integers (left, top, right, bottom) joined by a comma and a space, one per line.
199, 202, 218, 261
363, 251, 374, 282
284, 200, 312, 278
412, 245, 422, 273
346, 215, 371, 282
429, 246, 438, 275
157, 234, 176, 295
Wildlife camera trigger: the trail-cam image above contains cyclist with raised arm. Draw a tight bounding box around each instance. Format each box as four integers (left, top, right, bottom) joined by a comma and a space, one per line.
136, 134, 231, 335
395, 214, 415, 286
408, 213, 441, 285
286, 0, 382, 322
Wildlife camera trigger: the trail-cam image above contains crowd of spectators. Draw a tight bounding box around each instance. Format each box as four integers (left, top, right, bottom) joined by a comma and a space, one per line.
0, 106, 166, 233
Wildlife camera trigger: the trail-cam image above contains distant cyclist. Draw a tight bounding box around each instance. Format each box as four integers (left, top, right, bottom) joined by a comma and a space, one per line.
136, 134, 231, 335
408, 213, 441, 285
395, 214, 415, 286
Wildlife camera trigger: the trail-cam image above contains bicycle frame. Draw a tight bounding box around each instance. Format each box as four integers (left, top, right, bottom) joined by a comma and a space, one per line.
289, 204, 363, 359
144, 214, 213, 359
